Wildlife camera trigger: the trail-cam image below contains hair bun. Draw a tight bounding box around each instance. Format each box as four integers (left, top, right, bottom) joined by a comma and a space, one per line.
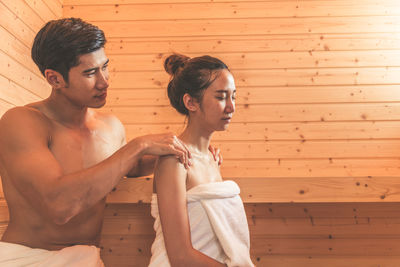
164, 54, 190, 75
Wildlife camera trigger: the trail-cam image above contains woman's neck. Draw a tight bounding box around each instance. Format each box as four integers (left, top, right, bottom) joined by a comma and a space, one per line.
179, 121, 213, 155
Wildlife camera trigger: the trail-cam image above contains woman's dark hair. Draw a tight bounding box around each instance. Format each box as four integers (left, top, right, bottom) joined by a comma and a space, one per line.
164, 54, 229, 115
31, 17, 106, 83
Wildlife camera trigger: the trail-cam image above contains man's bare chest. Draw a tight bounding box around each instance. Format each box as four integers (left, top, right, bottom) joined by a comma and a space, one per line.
49, 127, 121, 173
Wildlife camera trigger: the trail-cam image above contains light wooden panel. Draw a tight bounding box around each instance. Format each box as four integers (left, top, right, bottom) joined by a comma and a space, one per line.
95, 16, 400, 38
61, 1, 400, 264
63, 1, 400, 20
106, 176, 400, 204
107, 85, 400, 107
98, 202, 400, 267
0, 0, 58, 115
124, 121, 400, 141
104, 33, 400, 54
107, 50, 400, 72
104, 103, 400, 124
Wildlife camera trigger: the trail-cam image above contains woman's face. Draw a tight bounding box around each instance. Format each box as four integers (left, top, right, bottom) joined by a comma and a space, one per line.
195, 69, 236, 132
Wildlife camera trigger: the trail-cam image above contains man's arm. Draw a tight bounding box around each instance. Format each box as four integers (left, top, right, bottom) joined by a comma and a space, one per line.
125, 133, 192, 178
0, 107, 190, 225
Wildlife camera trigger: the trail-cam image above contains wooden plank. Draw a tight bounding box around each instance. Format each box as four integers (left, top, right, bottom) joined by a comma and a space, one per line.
252, 236, 400, 256
101, 204, 400, 237
107, 50, 400, 72
106, 176, 400, 203
2, 0, 46, 32
0, 200, 8, 240
0, 2, 36, 48
104, 103, 400, 124
237, 177, 400, 203
63, 1, 400, 21
107, 177, 152, 204
124, 121, 400, 141
0, 26, 41, 77
105, 33, 400, 54
249, 217, 400, 237
219, 158, 400, 178
0, 179, 3, 198
209, 140, 400, 159
252, 139, 400, 159
253, 256, 400, 267
65, 0, 282, 3
108, 67, 400, 89
42, 0, 62, 18
245, 202, 400, 218
100, 254, 150, 267
63, 0, 400, 8
97, 16, 400, 38
99, 254, 400, 267
0, 50, 51, 99
0, 74, 42, 106
0, 99, 15, 117
106, 85, 400, 107
24, 0, 58, 22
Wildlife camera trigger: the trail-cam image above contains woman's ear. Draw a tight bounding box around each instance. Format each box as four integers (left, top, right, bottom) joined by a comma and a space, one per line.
183, 93, 199, 112
44, 69, 66, 90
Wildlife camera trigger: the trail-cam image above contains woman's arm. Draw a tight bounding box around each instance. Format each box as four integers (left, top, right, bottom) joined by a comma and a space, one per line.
155, 155, 226, 267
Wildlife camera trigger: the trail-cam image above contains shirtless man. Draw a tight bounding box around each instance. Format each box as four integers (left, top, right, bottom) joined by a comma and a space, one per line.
0, 18, 197, 266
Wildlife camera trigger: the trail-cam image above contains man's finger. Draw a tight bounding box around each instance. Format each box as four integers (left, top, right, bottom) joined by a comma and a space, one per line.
208, 145, 217, 160
175, 136, 192, 159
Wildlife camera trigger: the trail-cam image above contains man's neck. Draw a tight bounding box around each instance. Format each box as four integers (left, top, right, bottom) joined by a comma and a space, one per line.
44, 92, 90, 129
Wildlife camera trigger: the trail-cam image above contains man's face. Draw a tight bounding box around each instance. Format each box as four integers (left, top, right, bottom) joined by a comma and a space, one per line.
62, 48, 109, 108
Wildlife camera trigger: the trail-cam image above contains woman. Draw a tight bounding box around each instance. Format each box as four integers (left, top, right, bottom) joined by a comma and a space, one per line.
149, 54, 254, 267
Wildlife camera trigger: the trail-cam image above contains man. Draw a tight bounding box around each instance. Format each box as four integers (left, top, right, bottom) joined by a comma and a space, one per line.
0, 18, 219, 266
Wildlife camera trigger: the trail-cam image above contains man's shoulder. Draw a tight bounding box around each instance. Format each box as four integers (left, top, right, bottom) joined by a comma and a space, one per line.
1, 105, 49, 126
0, 106, 50, 145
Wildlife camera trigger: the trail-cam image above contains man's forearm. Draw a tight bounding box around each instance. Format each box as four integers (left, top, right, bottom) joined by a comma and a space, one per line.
126, 155, 158, 178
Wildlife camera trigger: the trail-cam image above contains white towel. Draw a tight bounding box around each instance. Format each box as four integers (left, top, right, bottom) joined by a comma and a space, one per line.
0, 241, 104, 267
149, 180, 254, 267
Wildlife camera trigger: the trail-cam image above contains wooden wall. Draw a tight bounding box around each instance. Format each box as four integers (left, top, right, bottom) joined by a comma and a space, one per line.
63, 0, 400, 203
62, 1, 400, 266
2, 0, 400, 266
0, 0, 62, 112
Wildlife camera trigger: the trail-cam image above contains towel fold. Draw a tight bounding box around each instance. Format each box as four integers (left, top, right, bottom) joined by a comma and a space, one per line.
0, 241, 104, 267
149, 180, 254, 267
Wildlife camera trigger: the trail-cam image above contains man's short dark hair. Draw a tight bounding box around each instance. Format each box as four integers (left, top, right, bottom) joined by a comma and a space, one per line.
31, 17, 106, 83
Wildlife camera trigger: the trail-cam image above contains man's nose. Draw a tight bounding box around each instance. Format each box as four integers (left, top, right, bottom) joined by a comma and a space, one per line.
96, 71, 109, 89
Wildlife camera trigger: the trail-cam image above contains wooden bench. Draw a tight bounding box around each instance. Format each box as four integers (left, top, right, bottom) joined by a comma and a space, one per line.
4, 177, 400, 266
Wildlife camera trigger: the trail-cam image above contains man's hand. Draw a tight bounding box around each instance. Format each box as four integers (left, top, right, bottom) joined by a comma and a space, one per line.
208, 145, 223, 166
135, 133, 192, 169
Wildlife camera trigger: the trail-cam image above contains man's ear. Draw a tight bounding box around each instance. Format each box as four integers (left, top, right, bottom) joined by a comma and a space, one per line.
44, 69, 66, 89
183, 93, 199, 112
